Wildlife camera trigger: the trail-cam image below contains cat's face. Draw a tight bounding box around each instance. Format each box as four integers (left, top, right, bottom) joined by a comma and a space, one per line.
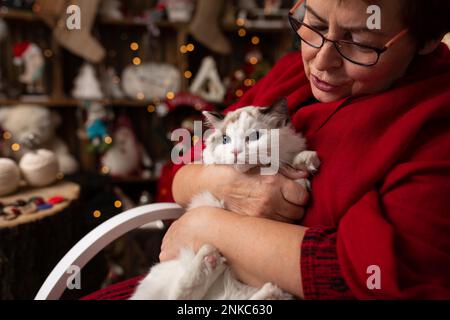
202, 99, 291, 172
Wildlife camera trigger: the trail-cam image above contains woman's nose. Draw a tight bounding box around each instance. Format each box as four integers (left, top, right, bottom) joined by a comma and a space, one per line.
313, 41, 343, 71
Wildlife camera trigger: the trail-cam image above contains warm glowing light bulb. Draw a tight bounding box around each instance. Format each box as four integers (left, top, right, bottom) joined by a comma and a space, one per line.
130, 42, 139, 51
133, 57, 142, 65
11, 143, 20, 152
93, 210, 102, 218
166, 92, 175, 100
186, 43, 195, 52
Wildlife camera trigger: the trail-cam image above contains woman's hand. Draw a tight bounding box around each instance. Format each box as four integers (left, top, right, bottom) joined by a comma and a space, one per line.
221, 165, 310, 223
173, 164, 310, 223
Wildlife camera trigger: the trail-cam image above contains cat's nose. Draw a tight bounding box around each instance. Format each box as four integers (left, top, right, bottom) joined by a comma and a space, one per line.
232, 149, 240, 156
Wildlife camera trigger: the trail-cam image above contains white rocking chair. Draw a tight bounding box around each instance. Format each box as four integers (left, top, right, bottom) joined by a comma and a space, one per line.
34, 203, 185, 300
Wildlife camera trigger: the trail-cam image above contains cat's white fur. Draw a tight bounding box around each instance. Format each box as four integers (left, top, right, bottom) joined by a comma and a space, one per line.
131, 244, 292, 300
130, 100, 320, 300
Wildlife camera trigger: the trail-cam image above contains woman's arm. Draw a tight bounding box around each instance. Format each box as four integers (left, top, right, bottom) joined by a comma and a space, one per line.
172, 164, 233, 208
160, 207, 308, 298
172, 164, 309, 222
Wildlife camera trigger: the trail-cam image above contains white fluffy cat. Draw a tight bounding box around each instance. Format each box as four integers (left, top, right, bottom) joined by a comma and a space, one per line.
130, 99, 320, 300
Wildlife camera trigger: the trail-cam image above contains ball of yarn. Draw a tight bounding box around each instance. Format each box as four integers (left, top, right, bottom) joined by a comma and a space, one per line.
19, 149, 59, 187
0, 158, 21, 196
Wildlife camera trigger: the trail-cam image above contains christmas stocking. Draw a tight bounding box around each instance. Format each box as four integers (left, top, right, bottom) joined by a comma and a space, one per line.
34, 0, 67, 27
53, 0, 105, 63
189, 0, 231, 55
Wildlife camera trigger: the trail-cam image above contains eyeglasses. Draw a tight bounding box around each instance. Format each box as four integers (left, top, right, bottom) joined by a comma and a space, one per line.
289, 0, 409, 67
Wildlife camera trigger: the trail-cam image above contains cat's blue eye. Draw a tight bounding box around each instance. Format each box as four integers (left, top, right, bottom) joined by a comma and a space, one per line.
246, 131, 261, 143
222, 135, 231, 144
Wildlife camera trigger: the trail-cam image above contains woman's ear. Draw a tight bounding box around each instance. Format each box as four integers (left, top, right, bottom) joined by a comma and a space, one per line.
418, 36, 446, 55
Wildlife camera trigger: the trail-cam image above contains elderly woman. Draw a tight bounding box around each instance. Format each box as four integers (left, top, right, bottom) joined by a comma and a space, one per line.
86, 0, 450, 300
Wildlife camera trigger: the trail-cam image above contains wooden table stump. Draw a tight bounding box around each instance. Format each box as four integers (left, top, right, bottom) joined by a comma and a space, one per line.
0, 181, 87, 299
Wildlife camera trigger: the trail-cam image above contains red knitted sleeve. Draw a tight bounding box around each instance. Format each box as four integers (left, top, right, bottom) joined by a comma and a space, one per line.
301, 228, 354, 300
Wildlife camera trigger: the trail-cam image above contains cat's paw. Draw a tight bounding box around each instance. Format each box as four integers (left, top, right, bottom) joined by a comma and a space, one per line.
250, 283, 293, 300
293, 151, 321, 174
197, 244, 227, 272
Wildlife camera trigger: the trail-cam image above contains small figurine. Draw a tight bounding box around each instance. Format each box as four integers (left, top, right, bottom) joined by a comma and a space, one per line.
13, 41, 46, 95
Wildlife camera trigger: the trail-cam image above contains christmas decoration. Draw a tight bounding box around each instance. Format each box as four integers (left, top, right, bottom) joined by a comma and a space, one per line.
34, 0, 67, 27
190, 56, 226, 104
0, 195, 68, 221
83, 102, 113, 154
189, 0, 231, 55
162, 92, 214, 115
0, 105, 79, 175
263, 0, 283, 15
13, 41, 46, 95
72, 63, 104, 100
165, 0, 195, 23
53, 0, 106, 63
0, 158, 21, 197
101, 67, 124, 100
122, 63, 181, 101
100, 0, 124, 20
101, 115, 153, 179
19, 149, 59, 187
236, 0, 290, 29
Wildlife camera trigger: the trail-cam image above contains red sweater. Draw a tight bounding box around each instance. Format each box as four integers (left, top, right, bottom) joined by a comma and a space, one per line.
222, 44, 450, 299
155, 44, 450, 300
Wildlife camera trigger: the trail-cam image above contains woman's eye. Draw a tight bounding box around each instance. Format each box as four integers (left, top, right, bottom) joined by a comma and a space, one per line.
246, 131, 261, 143
350, 35, 377, 48
312, 25, 328, 32
222, 135, 231, 144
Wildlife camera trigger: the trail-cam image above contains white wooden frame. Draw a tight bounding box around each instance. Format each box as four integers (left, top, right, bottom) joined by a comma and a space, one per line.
34, 203, 184, 300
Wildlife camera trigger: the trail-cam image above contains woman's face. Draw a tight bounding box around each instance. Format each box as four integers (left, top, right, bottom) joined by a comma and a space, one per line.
302, 0, 418, 102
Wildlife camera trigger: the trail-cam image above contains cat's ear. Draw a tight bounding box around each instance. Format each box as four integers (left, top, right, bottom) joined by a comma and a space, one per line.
203, 111, 224, 128
261, 98, 290, 126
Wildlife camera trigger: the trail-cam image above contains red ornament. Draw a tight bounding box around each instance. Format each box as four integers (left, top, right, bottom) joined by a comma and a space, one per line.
13, 41, 31, 58
47, 196, 66, 205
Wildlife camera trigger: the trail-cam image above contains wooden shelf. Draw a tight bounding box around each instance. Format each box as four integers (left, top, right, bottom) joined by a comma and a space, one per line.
0, 7, 289, 31
223, 22, 290, 32
0, 7, 38, 22
100, 17, 188, 29
0, 8, 187, 29
0, 98, 157, 108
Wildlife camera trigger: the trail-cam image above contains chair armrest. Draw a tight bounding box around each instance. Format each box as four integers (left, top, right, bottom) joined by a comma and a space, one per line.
35, 203, 184, 300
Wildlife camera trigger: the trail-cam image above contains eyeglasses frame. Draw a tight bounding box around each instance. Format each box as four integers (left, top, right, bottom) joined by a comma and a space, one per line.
289, 0, 409, 67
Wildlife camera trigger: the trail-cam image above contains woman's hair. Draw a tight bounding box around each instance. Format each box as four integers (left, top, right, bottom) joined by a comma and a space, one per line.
340, 0, 450, 47
402, 0, 450, 47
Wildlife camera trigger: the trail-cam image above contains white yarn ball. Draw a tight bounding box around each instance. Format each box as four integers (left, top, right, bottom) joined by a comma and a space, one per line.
19, 149, 59, 187
0, 158, 21, 196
